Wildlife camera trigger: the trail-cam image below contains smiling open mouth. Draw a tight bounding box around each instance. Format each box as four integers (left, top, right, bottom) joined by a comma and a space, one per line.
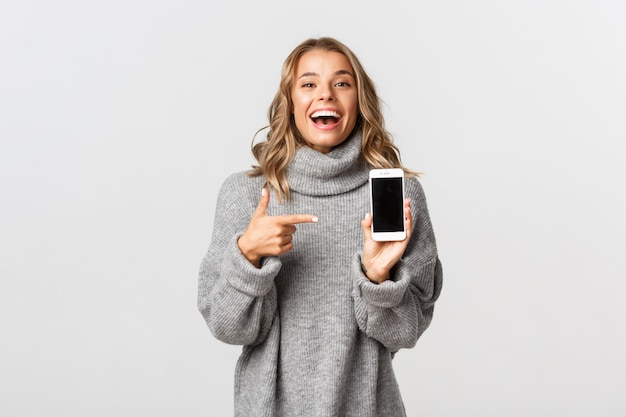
311, 110, 341, 125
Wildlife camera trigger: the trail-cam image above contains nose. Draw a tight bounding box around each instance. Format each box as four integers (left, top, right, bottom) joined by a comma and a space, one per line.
318, 84, 334, 101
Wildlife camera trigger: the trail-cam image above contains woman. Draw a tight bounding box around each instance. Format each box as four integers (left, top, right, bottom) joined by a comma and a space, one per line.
198, 37, 443, 417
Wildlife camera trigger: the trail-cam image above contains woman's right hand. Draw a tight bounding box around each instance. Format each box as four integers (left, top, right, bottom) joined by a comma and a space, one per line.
237, 188, 318, 267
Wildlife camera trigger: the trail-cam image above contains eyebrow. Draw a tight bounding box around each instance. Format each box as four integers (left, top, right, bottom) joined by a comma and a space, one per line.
297, 69, 355, 80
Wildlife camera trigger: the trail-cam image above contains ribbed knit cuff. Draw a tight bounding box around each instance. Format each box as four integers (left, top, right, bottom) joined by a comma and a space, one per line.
223, 235, 281, 297
353, 254, 411, 308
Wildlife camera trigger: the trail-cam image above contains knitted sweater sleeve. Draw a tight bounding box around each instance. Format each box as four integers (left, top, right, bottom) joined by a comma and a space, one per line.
352, 177, 443, 352
197, 174, 279, 346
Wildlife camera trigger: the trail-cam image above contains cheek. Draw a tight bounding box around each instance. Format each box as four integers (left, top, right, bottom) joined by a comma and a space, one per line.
346, 100, 359, 124
291, 105, 308, 133
291, 95, 306, 115
291, 96, 310, 122
349, 95, 359, 114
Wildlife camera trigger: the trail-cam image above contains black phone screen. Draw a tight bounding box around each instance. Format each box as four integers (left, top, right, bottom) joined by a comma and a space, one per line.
371, 177, 404, 232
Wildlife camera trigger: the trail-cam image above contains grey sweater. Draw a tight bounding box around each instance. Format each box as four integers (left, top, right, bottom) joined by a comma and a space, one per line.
198, 132, 443, 417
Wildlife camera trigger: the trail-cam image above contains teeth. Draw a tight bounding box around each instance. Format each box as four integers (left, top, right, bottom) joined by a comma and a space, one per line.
311, 110, 340, 118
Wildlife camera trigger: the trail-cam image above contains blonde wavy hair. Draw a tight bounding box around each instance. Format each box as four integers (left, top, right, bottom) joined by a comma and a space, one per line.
250, 37, 418, 201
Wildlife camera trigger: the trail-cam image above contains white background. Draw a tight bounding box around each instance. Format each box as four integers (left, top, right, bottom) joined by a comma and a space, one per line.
1, 0, 625, 416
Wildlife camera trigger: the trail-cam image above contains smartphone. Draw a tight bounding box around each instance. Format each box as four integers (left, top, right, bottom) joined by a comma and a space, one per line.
369, 168, 407, 241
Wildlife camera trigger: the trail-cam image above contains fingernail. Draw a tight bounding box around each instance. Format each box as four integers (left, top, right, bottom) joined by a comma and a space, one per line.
311, 217, 319, 223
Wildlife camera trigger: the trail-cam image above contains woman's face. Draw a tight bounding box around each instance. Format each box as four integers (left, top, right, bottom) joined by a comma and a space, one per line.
291, 50, 358, 154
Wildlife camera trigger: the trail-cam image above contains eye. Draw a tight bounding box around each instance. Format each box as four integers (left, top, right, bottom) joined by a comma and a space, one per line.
335, 81, 351, 87
301, 82, 315, 88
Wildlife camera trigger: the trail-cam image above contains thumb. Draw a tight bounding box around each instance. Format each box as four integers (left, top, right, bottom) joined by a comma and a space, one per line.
361, 212, 373, 240
253, 187, 270, 218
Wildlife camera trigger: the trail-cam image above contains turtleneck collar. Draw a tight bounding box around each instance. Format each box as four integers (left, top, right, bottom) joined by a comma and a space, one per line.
286, 130, 371, 196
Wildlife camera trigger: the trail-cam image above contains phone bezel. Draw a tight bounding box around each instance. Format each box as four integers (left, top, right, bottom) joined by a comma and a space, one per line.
369, 168, 407, 242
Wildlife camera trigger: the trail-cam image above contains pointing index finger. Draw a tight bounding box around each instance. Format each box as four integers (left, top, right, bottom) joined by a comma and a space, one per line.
276, 214, 319, 225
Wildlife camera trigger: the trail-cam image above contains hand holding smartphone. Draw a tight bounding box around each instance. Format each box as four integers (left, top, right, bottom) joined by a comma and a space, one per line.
369, 168, 406, 241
